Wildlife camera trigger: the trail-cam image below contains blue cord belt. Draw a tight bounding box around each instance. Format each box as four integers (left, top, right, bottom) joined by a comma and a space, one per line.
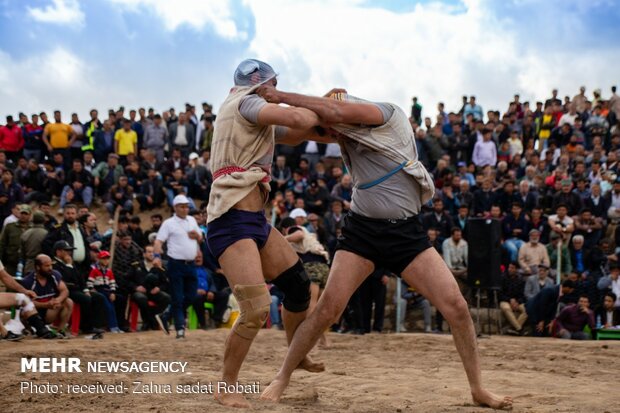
357, 161, 408, 190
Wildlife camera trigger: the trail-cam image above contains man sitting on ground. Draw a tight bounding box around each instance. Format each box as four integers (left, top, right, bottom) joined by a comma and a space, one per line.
20, 254, 73, 337
553, 295, 594, 340
499, 262, 527, 335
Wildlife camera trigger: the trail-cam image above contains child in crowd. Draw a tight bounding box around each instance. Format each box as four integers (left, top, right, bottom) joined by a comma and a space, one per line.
88, 250, 122, 333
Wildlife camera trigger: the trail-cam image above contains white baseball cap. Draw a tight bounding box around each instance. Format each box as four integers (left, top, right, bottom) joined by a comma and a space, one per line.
289, 208, 307, 219
173, 194, 190, 206
189, 152, 199, 160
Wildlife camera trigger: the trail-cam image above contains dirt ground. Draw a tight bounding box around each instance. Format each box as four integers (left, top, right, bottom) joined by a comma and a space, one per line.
1, 329, 618, 413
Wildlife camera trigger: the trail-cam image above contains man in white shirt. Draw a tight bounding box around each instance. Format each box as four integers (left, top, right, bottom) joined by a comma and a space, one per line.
472, 128, 497, 167
154, 195, 202, 339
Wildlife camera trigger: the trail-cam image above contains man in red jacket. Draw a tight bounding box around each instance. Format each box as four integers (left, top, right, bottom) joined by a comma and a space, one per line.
0, 116, 24, 162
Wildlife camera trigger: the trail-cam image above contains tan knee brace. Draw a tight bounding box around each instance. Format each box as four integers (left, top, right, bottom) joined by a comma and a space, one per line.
232, 284, 271, 339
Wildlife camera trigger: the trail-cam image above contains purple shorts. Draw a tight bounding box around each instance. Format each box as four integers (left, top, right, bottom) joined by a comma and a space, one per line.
207, 209, 272, 260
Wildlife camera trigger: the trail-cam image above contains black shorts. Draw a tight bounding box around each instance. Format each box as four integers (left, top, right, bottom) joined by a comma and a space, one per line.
335, 212, 431, 275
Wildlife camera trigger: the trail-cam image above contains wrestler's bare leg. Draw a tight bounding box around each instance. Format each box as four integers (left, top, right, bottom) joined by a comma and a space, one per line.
400, 248, 513, 410
216, 239, 265, 408
261, 250, 373, 402
309, 283, 329, 348
261, 227, 324, 372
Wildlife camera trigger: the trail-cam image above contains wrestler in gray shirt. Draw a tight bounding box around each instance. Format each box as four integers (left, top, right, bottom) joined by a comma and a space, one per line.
240, 95, 421, 219
340, 103, 422, 220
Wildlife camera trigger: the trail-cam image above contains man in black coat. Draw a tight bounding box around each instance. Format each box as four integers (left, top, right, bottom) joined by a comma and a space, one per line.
42, 204, 91, 275
423, 197, 453, 241
52, 240, 105, 334
125, 245, 171, 331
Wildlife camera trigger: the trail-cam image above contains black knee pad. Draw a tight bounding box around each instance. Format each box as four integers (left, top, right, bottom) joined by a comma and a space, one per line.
272, 260, 311, 312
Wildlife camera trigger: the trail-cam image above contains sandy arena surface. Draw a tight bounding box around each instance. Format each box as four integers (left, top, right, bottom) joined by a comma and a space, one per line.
1, 329, 618, 412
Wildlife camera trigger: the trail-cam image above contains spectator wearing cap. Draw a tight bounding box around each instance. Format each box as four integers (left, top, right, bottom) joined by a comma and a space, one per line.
524, 264, 554, 301
472, 128, 496, 168
0, 168, 24, 225
88, 250, 123, 333
186, 152, 212, 201
502, 202, 529, 263
551, 179, 583, 216
154, 194, 202, 339
303, 179, 330, 216
169, 112, 195, 158
499, 262, 527, 335
53, 240, 105, 334
0, 204, 32, 276
20, 211, 48, 273
518, 229, 550, 275
289, 207, 308, 228
92, 153, 124, 197
456, 162, 475, 187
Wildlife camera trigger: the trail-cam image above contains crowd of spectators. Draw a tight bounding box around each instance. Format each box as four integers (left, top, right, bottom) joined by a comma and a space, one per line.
1, 84, 620, 339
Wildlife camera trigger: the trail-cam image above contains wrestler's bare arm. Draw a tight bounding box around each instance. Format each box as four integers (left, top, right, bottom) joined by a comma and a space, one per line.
257, 84, 383, 126
276, 127, 337, 146
256, 103, 320, 130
